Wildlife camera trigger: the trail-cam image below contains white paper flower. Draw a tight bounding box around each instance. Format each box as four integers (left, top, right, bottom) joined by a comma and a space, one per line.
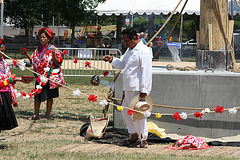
20, 62, 26, 66
204, 108, 210, 113
16, 92, 22, 98
44, 67, 50, 72
99, 100, 109, 107
36, 85, 42, 90
23, 94, 30, 100
144, 111, 151, 118
106, 72, 111, 77
19, 62, 26, 70
229, 107, 237, 115
40, 76, 48, 83
20, 66, 25, 70
72, 88, 81, 96
48, 56, 52, 62
180, 112, 187, 119
201, 110, 205, 114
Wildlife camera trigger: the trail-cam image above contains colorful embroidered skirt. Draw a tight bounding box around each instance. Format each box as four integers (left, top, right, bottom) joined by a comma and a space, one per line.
34, 81, 59, 101
0, 92, 18, 130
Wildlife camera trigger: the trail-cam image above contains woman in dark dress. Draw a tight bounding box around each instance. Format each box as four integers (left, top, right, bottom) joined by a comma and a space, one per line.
22, 28, 65, 120
0, 38, 26, 132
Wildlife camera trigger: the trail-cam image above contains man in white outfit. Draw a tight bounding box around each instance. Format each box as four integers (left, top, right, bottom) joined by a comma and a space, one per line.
103, 27, 152, 148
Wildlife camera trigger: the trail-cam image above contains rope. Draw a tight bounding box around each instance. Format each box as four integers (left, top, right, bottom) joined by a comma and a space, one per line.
110, 95, 239, 112
146, 0, 183, 46
153, 0, 189, 59
1, 51, 86, 95
166, 64, 198, 71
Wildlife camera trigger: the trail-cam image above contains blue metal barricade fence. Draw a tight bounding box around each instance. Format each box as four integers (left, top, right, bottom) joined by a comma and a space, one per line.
58, 48, 122, 77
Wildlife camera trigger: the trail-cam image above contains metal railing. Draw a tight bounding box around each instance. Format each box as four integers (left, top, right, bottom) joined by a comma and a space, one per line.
58, 47, 122, 77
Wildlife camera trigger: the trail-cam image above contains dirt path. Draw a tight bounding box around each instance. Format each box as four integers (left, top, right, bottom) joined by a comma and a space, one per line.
57, 143, 240, 157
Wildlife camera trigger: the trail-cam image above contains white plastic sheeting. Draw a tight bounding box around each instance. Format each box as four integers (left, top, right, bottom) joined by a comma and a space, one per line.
166, 43, 181, 62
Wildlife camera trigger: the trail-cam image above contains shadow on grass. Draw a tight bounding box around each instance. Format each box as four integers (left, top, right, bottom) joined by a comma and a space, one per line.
0, 121, 35, 141
15, 110, 34, 120
0, 144, 8, 149
15, 110, 89, 122
51, 114, 89, 122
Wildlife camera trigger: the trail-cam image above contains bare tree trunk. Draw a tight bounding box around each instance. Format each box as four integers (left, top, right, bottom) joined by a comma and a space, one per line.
26, 18, 34, 46
71, 25, 75, 48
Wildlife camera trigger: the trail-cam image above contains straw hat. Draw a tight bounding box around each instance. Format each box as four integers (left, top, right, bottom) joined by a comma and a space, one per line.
129, 95, 153, 119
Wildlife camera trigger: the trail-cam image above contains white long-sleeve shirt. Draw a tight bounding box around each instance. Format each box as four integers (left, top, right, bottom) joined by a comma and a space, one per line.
111, 41, 152, 93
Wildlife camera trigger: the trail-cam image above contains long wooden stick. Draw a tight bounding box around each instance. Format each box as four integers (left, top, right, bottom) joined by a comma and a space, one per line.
153, 0, 189, 59
146, 0, 183, 46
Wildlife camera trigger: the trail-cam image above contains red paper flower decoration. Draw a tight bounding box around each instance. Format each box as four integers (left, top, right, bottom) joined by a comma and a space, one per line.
12, 59, 18, 66
20, 91, 27, 97
173, 112, 181, 121
128, 109, 135, 115
37, 89, 42, 94
28, 93, 32, 99
194, 111, 203, 118
73, 58, 78, 63
31, 89, 37, 96
61, 50, 67, 55
45, 50, 52, 56
103, 70, 109, 77
85, 61, 91, 68
88, 94, 97, 102
215, 106, 224, 113
13, 101, 18, 107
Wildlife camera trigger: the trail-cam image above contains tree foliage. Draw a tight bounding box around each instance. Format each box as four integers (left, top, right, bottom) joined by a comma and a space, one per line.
54, 0, 106, 47
4, 0, 105, 46
133, 16, 148, 32
4, 0, 51, 44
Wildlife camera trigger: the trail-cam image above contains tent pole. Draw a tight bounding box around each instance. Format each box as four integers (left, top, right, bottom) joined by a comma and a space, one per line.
0, 2, 3, 38
179, 14, 183, 57
231, 0, 233, 20
146, 0, 183, 46
131, 12, 133, 27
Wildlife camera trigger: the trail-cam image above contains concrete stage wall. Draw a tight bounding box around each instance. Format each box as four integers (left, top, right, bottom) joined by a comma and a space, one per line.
113, 67, 240, 138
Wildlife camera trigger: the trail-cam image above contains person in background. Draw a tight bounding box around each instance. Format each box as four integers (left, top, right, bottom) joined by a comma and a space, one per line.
162, 34, 167, 43
103, 27, 152, 148
140, 32, 147, 45
148, 42, 154, 58
0, 38, 27, 133
33, 32, 37, 42
21, 28, 66, 120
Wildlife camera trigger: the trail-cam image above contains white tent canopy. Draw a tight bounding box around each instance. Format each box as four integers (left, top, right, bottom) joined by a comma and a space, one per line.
96, 0, 201, 16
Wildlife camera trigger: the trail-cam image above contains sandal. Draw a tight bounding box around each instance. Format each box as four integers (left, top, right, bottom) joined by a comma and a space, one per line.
29, 115, 39, 120
137, 141, 148, 148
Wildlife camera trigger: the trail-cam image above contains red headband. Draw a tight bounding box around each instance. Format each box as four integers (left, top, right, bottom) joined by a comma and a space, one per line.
0, 38, 5, 45
38, 28, 53, 40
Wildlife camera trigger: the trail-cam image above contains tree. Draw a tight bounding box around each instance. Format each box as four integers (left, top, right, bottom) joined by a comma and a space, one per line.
4, 0, 52, 45
55, 0, 106, 47
133, 16, 148, 32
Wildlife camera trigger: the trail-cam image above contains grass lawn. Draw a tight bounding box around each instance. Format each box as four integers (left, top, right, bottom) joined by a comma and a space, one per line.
0, 68, 239, 159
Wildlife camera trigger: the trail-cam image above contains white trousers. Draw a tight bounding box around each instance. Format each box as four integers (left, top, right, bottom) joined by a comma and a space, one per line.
121, 91, 148, 140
